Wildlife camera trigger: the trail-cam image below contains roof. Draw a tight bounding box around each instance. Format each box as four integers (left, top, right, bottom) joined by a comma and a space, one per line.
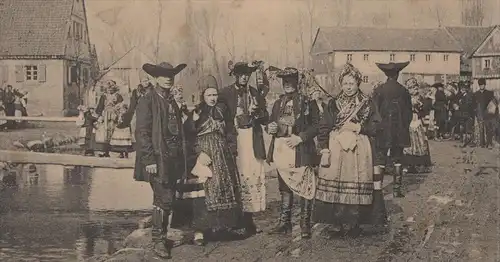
444, 26, 495, 58
0, 0, 74, 57
311, 27, 463, 54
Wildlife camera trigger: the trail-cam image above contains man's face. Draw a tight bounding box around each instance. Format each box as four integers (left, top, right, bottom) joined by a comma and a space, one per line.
479, 84, 486, 90
283, 78, 298, 94
156, 76, 174, 89
140, 78, 150, 87
236, 73, 250, 86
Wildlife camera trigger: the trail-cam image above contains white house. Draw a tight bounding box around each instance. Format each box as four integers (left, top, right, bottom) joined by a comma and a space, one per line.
0, 0, 96, 116
310, 27, 463, 94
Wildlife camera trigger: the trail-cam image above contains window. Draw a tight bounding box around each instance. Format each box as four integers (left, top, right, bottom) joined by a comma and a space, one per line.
363, 54, 369, 61
410, 54, 416, 62
25, 65, 38, 81
362, 76, 369, 83
443, 54, 449, 62
425, 54, 431, 62
73, 21, 83, 40
483, 59, 491, 69
390, 54, 396, 61
347, 54, 352, 62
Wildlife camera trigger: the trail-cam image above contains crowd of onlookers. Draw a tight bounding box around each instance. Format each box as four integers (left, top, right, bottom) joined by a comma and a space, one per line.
0, 84, 29, 130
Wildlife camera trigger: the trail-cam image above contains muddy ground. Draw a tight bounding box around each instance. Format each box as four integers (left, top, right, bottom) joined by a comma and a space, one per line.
2, 124, 499, 261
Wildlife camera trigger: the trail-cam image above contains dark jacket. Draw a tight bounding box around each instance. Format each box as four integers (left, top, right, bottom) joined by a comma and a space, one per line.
266, 93, 320, 167
372, 78, 412, 148
218, 83, 269, 160
474, 89, 496, 120
133, 87, 190, 185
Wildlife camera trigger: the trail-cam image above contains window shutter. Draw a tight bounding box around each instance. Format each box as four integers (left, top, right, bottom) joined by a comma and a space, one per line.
15, 65, 24, 82
38, 64, 46, 82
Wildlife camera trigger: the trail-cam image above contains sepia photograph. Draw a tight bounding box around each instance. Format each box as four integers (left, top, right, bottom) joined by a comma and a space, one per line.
0, 0, 500, 261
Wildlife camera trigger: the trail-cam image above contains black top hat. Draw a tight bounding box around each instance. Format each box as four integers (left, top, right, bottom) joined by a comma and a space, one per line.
478, 78, 486, 85
276, 67, 299, 80
229, 62, 258, 76
142, 62, 187, 78
376, 61, 410, 76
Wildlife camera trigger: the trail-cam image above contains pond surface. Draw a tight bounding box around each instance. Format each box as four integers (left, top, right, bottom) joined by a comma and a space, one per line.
0, 164, 152, 261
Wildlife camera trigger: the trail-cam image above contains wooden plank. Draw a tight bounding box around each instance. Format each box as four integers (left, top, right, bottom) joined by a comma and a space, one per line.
0, 150, 135, 169
0, 116, 79, 122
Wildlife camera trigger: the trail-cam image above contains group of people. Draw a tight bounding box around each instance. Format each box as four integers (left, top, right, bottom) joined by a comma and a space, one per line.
412, 79, 498, 149
0, 84, 29, 129
117, 59, 425, 260
77, 78, 152, 158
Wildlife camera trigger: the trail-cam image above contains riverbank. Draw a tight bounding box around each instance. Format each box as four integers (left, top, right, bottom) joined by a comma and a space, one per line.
83, 141, 499, 261
0, 122, 79, 151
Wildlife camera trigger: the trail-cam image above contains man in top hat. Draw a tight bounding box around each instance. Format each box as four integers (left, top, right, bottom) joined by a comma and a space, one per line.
431, 82, 449, 140
473, 78, 497, 148
265, 67, 320, 239
134, 61, 188, 259
218, 61, 270, 236
455, 81, 475, 147
373, 62, 413, 198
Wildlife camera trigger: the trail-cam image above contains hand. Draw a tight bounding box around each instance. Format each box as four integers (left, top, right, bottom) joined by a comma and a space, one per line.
250, 103, 258, 113
342, 122, 361, 133
285, 135, 303, 149
192, 111, 200, 121
320, 150, 331, 167
145, 164, 157, 174
198, 152, 212, 166
236, 107, 244, 116
267, 122, 278, 134
97, 116, 104, 123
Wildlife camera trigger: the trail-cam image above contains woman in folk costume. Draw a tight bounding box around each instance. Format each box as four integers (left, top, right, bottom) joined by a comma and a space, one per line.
175, 75, 243, 246
110, 102, 134, 158
218, 61, 269, 236
76, 105, 99, 156
266, 67, 320, 239
94, 80, 124, 157
402, 78, 432, 174
125, 71, 153, 148
315, 63, 383, 238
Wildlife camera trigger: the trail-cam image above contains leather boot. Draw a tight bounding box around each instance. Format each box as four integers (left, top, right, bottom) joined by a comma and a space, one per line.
268, 191, 293, 235
393, 164, 405, 198
372, 165, 387, 225
151, 206, 172, 259
299, 197, 312, 239
243, 212, 258, 236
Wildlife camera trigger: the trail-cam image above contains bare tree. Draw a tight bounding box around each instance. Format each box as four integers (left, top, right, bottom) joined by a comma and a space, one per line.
155, 0, 163, 63
192, 2, 223, 85
296, 9, 306, 67
462, 0, 484, 26
223, 16, 236, 61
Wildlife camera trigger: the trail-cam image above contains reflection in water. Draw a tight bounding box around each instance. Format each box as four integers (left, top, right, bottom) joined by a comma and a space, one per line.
0, 164, 152, 261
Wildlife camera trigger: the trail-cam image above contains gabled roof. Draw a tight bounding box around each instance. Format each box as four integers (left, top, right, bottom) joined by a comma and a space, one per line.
0, 0, 74, 57
444, 26, 495, 58
311, 27, 463, 55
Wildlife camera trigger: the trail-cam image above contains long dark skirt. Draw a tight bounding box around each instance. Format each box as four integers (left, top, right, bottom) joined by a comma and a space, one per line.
172, 131, 242, 232
313, 200, 385, 226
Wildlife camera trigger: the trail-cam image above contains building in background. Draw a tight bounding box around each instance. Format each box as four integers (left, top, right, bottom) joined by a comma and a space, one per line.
310, 27, 463, 94
469, 25, 500, 92
445, 26, 495, 82
0, 0, 96, 116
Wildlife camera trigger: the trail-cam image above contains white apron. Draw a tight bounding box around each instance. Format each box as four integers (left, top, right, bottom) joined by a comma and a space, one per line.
273, 137, 316, 200
236, 128, 266, 212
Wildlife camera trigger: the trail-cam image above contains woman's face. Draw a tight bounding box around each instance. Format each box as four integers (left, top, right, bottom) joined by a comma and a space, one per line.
203, 88, 218, 106
140, 78, 150, 87
236, 74, 250, 86
341, 75, 359, 96
282, 78, 298, 94
311, 91, 321, 101
173, 90, 183, 103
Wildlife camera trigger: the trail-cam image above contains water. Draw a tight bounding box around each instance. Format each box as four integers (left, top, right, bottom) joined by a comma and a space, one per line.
0, 164, 153, 261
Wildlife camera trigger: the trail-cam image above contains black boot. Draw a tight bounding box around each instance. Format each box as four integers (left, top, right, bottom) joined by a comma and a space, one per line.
372, 165, 388, 225
299, 197, 312, 239
268, 191, 293, 235
243, 212, 258, 236
151, 206, 172, 259
393, 164, 405, 198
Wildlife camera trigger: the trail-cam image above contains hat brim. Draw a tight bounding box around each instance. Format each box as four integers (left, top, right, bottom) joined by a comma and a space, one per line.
376, 62, 410, 75
142, 63, 187, 78
230, 64, 258, 75
431, 83, 444, 88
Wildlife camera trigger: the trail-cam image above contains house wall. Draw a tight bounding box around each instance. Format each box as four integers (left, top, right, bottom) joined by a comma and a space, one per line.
0, 59, 65, 116
312, 51, 461, 94
471, 27, 500, 92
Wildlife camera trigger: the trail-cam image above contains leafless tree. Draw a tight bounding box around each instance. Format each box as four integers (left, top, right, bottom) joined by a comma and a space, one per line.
296, 9, 306, 67
192, 2, 223, 85
155, 0, 163, 63
461, 0, 484, 26
223, 16, 236, 61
